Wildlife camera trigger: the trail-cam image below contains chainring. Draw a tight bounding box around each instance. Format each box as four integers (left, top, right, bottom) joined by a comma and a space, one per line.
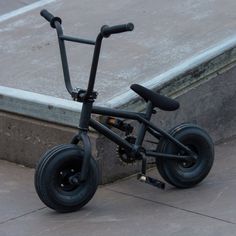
117, 135, 137, 164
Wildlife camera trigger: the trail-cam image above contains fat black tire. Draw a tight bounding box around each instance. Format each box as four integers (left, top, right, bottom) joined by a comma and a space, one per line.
156, 124, 214, 188
34, 144, 99, 212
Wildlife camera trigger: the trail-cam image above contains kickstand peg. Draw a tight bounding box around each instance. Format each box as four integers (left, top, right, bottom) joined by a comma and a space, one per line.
137, 174, 165, 189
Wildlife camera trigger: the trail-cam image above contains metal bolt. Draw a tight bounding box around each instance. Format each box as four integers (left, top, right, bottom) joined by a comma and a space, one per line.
71, 177, 79, 185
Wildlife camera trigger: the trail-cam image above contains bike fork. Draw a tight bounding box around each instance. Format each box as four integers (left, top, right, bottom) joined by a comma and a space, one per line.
70, 102, 94, 182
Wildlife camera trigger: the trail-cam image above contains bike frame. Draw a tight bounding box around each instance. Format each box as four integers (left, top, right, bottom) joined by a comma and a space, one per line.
53, 21, 195, 181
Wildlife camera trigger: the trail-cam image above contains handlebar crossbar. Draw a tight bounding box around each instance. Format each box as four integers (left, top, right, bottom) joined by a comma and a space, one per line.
59, 35, 95, 45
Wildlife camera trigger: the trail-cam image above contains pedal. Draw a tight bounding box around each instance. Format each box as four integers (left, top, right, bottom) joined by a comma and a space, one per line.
137, 174, 165, 190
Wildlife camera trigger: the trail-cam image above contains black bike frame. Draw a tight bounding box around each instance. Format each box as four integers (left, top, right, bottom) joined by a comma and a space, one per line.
90, 104, 194, 159
53, 20, 195, 181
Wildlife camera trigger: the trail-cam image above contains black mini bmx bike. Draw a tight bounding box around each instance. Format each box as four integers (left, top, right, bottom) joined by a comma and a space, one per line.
35, 9, 214, 213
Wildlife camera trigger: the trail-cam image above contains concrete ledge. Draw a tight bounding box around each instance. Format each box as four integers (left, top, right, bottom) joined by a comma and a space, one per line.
1, 35, 236, 122
0, 110, 100, 167
0, 86, 82, 127
0, 111, 76, 166
108, 36, 236, 111
1, 37, 236, 183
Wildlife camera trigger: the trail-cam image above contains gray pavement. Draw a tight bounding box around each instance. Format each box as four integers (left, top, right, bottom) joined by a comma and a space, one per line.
1, 0, 236, 103
0, 138, 236, 236
0, 0, 39, 15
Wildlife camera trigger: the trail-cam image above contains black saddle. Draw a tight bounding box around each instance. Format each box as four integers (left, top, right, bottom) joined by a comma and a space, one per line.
130, 84, 179, 111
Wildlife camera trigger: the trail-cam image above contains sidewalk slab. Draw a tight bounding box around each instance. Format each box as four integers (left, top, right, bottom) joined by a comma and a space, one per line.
0, 138, 236, 235
0, 161, 44, 223
1, 191, 235, 236
107, 138, 236, 223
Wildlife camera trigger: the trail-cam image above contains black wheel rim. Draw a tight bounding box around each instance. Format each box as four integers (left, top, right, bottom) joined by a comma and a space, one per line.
178, 144, 199, 171
172, 139, 205, 177
53, 159, 83, 193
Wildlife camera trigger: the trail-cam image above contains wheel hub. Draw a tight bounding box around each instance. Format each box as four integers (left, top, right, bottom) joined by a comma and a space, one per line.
58, 168, 80, 191
179, 148, 198, 168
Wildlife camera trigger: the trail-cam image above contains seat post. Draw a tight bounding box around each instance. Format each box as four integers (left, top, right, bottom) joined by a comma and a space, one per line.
134, 101, 153, 147
145, 101, 154, 121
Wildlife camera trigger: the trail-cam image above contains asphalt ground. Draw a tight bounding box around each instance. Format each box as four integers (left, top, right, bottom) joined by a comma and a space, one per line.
1, 0, 236, 103
0, 138, 236, 236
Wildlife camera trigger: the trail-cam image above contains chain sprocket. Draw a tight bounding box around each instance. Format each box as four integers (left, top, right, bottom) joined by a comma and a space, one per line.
117, 135, 137, 164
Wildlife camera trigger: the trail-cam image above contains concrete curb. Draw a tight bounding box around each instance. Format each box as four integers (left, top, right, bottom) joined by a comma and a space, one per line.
105, 35, 236, 108
0, 86, 82, 127
1, 35, 236, 125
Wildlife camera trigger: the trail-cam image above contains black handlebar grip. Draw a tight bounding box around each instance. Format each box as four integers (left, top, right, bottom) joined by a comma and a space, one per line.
40, 9, 62, 28
101, 23, 134, 38
40, 9, 54, 22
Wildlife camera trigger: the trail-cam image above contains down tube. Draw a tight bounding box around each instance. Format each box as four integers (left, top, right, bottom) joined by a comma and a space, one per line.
89, 118, 133, 151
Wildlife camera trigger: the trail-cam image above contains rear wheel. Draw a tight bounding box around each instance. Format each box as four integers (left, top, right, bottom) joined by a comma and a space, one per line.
34, 144, 99, 212
156, 124, 214, 188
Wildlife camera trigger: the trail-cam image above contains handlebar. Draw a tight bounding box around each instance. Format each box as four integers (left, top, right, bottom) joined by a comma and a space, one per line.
40, 9, 134, 101
40, 9, 62, 28
100, 23, 134, 38
40, 9, 134, 37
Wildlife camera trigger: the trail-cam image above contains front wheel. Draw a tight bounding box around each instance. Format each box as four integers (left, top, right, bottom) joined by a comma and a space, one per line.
156, 124, 214, 188
34, 144, 99, 213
